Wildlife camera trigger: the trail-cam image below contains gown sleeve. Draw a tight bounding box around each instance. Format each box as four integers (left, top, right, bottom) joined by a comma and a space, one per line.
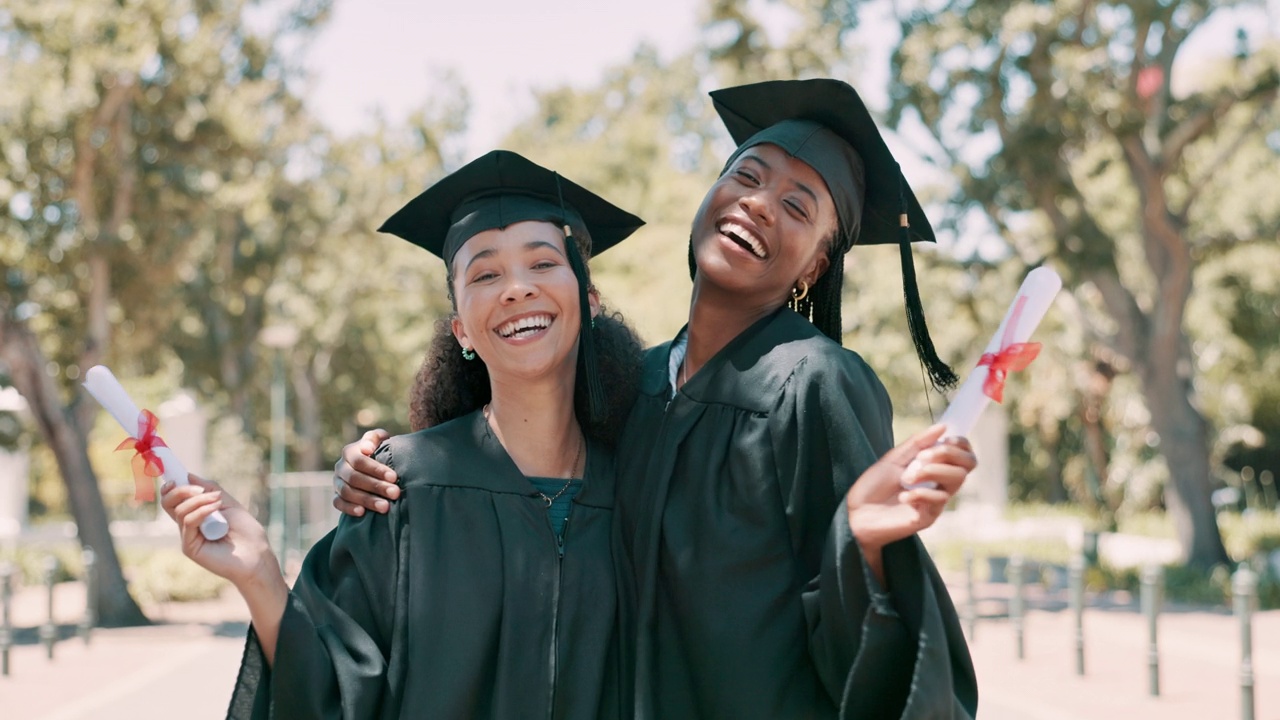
770, 354, 978, 720
227, 445, 407, 720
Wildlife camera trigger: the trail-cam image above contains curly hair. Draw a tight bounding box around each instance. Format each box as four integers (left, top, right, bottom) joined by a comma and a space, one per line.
408, 307, 644, 448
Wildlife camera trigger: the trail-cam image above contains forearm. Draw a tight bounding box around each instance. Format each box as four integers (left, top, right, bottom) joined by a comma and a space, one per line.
234, 562, 290, 666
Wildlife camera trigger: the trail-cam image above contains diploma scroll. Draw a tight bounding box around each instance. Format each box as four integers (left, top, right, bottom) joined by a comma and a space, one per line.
83, 366, 229, 541
938, 266, 1062, 438
903, 267, 1061, 489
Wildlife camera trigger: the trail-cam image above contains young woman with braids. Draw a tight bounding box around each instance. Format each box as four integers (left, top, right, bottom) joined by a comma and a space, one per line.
336, 80, 980, 719
162, 150, 647, 719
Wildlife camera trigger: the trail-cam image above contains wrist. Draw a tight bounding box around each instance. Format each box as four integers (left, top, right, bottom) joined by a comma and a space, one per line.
234, 553, 285, 597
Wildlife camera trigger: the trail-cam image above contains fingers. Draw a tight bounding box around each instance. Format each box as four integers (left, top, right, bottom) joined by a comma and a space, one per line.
362, 428, 390, 449
340, 452, 398, 488
335, 481, 391, 515
175, 489, 222, 525
160, 483, 204, 520
905, 445, 976, 495
886, 424, 948, 465
183, 494, 226, 531
333, 496, 367, 517
898, 487, 949, 529
161, 476, 244, 517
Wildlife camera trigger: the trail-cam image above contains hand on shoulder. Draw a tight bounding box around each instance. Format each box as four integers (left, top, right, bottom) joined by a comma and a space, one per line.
332, 428, 400, 517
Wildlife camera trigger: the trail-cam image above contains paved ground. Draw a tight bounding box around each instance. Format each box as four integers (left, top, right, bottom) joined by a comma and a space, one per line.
1, 577, 1276, 719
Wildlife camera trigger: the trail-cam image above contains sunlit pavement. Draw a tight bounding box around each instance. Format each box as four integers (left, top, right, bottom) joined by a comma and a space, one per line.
1, 579, 1276, 719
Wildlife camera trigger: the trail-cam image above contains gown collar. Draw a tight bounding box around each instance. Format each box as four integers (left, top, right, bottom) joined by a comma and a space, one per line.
443, 409, 613, 507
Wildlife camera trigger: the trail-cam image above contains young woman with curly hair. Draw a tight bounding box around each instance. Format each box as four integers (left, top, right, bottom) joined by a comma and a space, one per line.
162, 150, 646, 719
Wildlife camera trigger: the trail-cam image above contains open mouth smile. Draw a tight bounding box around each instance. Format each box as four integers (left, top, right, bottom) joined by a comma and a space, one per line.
717, 219, 768, 259
495, 313, 554, 339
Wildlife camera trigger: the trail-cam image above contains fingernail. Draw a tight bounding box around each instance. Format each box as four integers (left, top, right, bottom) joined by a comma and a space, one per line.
386, 486, 400, 499
375, 500, 389, 513
160, 481, 174, 493
353, 507, 364, 517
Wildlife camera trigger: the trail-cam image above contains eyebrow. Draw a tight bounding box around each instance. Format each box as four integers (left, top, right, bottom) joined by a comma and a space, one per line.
464, 239, 566, 272
741, 153, 820, 208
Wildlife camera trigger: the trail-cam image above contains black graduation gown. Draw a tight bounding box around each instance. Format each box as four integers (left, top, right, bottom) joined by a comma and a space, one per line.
614, 308, 977, 720
227, 410, 622, 720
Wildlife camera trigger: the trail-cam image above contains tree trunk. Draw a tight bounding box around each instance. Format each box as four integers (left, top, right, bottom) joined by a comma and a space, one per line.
0, 313, 149, 626
1043, 426, 1068, 504
1140, 360, 1230, 568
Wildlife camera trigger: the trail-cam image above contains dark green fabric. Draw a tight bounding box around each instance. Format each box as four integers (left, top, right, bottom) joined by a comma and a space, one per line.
528, 477, 583, 541
613, 308, 977, 719
227, 409, 622, 720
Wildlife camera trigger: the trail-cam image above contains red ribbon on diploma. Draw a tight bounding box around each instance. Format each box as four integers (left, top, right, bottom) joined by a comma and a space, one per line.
976, 296, 1042, 403
115, 409, 167, 502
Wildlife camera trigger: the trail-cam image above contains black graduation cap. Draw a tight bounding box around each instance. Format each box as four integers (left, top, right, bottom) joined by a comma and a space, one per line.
379, 150, 646, 419
709, 79, 958, 392
379, 149, 644, 265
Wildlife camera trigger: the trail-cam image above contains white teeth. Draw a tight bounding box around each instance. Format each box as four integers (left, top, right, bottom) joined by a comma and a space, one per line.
497, 314, 553, 338
719, 220, 766, 258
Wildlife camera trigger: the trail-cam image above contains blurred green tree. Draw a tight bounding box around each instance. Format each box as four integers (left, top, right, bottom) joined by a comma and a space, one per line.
884, 0, 1279, 566
0, 0, 331, 624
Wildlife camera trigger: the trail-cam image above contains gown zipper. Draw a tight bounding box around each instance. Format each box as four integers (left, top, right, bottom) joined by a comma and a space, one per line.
545, 501, 571, 719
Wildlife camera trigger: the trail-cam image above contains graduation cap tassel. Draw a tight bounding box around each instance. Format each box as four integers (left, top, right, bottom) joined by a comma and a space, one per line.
554, 171, 606, 421
566, 238, 606, 421
898, 176, 959, 393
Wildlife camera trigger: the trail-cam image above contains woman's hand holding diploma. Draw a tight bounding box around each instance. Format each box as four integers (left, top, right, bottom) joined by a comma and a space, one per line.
161, 476, 288, 664
847, 426, 977, 584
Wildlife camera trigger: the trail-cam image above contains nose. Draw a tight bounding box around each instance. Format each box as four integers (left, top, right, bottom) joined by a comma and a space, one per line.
500, 270, 538, 304
739, 190, 775, 227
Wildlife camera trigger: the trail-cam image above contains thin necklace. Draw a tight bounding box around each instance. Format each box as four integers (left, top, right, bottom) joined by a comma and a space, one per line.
484, 404, 584, 506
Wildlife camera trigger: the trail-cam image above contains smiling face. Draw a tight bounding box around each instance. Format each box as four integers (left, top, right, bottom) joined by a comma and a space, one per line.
449, 221, 596, 384
690, 143, 840, 309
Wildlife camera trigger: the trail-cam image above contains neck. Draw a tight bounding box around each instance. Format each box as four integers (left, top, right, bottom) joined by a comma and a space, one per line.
683, 276, 783, 382
485, 370, 583, 478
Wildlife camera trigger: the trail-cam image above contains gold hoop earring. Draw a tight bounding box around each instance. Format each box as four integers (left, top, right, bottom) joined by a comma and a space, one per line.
791, 280, 810, 303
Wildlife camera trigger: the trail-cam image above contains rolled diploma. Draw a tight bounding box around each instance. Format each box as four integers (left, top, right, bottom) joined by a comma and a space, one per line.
939, 266, 1063, 438
83, 366, 229, 541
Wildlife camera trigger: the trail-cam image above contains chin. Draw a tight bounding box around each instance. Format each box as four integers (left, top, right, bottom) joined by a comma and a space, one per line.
693, 242, 761, 295
491, 344, 579, 383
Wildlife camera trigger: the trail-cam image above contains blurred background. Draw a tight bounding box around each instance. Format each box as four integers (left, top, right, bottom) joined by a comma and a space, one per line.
1, 0, 1278, 717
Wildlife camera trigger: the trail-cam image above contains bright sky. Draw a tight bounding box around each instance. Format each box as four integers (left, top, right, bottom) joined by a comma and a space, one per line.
301, 0, 701, 153
301, 0, 1277, 152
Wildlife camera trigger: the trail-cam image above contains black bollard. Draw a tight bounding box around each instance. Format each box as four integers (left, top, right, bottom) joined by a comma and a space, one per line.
40, 556, 57, 661
79, 549, 96, 645
1010, 554, 1025, 661
1069, 553, 1085, 676
1, 562, 13, 676
1140, 564, 1162, 697
1234, 565, 1256, 720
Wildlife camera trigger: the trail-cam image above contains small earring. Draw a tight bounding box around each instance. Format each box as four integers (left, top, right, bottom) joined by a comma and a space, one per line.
791, 280, 810, 303
590, 317, 596, 330
461, 346, 476, 361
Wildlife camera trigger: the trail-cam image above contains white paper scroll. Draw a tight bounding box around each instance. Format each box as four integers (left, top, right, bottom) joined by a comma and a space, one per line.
903, 267, 1061, 490
83, 366, 229, 541
938, 266, 1062, 439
